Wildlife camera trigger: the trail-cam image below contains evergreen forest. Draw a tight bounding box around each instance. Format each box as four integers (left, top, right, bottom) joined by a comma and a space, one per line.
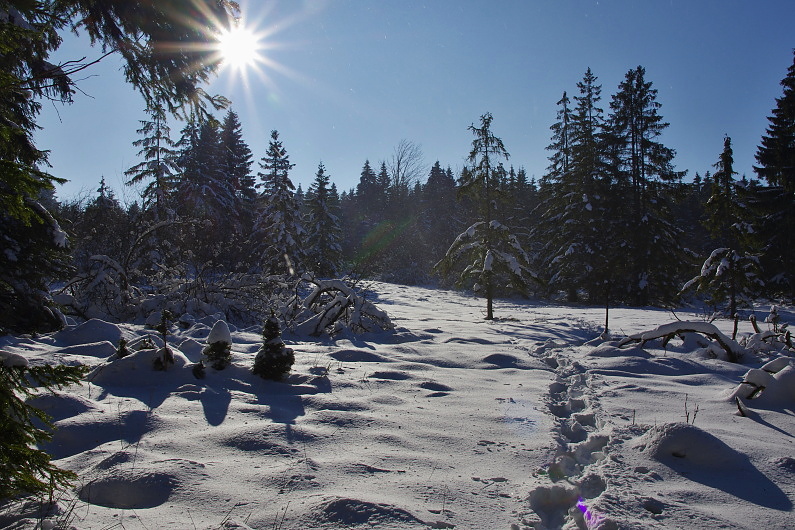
2, 0, 795, 334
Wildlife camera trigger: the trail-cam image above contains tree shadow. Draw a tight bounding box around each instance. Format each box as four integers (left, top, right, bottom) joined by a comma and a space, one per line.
199, 384, 232, 427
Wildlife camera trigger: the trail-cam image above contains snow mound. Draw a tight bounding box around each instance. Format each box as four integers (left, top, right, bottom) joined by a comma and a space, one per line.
312, 497, 425, 528
0, 349, 28, 368
78, 470, 178, 509
329, 349, 388, 363
588, 342, 651, 358
58, 340, 117, 358
55, 318, 122, 346
636, 422, 741, 469
482, 353, 522, 368
87, 347, 191, 386
28, 392, 98, 422
177, 338, 204, 361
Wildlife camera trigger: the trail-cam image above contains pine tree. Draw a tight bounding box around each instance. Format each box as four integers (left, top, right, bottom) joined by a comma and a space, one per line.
124, 103, 179, 220
423, 161, 459, 262
72, 178, 131, 270
305, 162, 343, 276
604, 66, 687, 305
356, 160, 380, 222
220, 109, 255, 200
436, 113, 538, 319
1, 358, 88, 498
202, 320, 232, 370
253, 313, 295, 380
684, 136, 763, 315
0, 4, 74, 334
535, 69, 612, 304
253, 130, 305, 275
753, 50, 795, 299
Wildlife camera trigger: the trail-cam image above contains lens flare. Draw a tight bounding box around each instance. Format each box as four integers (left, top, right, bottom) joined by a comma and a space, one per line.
576, 497, 605, 529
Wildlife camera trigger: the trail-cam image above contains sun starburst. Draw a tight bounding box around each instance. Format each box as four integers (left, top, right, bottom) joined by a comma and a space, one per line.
217, 24, 262, 70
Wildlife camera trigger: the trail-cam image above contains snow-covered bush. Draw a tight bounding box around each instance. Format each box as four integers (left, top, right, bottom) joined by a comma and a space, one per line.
58, 254, 141, 320
253, 314, 294, 381
202, 320, 232, 370
283, 275, 394, 336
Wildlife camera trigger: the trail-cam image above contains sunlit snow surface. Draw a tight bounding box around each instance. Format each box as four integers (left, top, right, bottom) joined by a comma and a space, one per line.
1, 283, 793, 529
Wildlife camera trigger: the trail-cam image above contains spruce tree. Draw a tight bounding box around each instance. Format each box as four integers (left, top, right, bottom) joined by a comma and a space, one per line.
0, 4, 73, 334
753, 50, 795, 299
220, 109, 255, 202
604, 66, 687, 305
124, 103, 179, 221
547, 91, 573, 181
253, 130, 306, 275
423, 161, 459, 262
202, 320, 233, 370
436, 113, 538, 319
72, 178, 131, 271
1, 358, 88, 498
0, 0, 237, 503
356, 160, 380, 223
218, 108, 254, 268
305, 162, 343, 277
174, 115, 241, 268
684, 137, 763, 315
535, 69, 612, 304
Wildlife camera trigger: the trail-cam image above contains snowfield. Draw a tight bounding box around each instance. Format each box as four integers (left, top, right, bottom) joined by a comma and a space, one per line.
1, 283, 793, 529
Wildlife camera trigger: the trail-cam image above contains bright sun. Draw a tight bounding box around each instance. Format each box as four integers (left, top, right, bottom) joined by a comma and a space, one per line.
217, 25, 261, 70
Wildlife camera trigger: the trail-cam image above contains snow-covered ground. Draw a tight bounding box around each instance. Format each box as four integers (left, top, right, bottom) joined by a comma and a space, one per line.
1, 283, 793, 529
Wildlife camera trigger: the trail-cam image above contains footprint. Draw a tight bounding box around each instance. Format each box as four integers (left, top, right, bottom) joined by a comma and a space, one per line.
527, 484, 579, 529
578, 473, 607, 499
642, 497, 665, 515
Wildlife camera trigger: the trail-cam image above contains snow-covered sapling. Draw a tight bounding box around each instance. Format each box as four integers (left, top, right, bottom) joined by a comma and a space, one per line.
253, 314, 295, 381
766, 305, 781, 332
202, 320, 232, 370
117, 338, 130, 359
153, 309, 175, 371
192, 361, 206, 379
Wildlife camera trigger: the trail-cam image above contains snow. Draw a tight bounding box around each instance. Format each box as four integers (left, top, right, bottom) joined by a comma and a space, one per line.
1, 283, 794, 529
206, 320, 232, 345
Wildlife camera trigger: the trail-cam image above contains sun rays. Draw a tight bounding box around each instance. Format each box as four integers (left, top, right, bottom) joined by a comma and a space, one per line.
217, 24, 262, 70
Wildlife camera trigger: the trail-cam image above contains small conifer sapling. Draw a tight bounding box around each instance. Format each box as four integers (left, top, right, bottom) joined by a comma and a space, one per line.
153, 310, 175, 371
117, 338, 130, 359
203, 320, 233, 370
253, 314, 295, 381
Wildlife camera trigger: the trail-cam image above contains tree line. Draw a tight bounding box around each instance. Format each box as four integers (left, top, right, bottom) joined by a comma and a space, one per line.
4, 24, 795, 332
55, 56, 794, 323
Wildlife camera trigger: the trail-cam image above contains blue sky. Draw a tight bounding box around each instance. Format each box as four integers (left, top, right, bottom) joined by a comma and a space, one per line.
37, 0, 795, 203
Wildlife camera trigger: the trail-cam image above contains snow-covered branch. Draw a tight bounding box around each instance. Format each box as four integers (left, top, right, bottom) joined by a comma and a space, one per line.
618, 321, 746, 362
